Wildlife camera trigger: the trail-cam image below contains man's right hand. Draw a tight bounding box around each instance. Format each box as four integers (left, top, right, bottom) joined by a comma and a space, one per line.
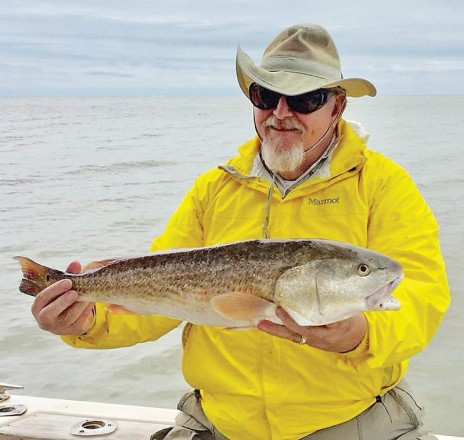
31, 261, 95, 336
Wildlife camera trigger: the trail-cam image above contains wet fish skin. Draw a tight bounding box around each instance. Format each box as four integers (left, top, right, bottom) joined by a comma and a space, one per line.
14, 239, 403, 327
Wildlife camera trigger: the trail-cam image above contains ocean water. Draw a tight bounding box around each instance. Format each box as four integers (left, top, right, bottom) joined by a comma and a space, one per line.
0, 96, 462, 436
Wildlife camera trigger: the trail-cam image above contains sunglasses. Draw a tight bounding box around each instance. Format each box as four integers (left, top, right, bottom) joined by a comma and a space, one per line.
249, 83, 336, 114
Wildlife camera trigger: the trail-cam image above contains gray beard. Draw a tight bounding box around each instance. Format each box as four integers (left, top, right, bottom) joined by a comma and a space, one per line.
260, 138, 305, 175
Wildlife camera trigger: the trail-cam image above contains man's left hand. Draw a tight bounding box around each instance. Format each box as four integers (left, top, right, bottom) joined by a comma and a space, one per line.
257, 307, 367, 353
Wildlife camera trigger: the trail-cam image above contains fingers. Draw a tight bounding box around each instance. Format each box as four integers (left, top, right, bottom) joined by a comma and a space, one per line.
31, 279, 75, 316
56, 301, 96, 335
257, 307, 303, 343
31, 260, 95, 336
33, 288, 95, 335
258, 307, 367, 353
66, 260, 82, 274
275, 307, 302, 333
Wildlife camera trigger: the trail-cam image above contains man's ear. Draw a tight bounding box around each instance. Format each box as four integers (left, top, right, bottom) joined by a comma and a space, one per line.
332, 94, 347, 118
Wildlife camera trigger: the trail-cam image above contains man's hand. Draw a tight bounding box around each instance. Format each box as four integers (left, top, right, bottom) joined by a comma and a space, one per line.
31, 261, 95, 336
257, 307, 367, 353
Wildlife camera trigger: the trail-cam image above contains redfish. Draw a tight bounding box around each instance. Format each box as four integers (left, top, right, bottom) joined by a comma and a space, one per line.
14, 239, 402, 327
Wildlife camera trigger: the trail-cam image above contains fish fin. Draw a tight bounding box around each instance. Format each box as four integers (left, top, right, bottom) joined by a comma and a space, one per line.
106, 304, 136, 314
82, 258, 121, 272
13, 256, 62, 297
210, 292, 277, 322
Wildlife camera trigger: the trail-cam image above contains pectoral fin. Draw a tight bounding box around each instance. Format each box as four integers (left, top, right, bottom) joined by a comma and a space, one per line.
210, 292, 277, 322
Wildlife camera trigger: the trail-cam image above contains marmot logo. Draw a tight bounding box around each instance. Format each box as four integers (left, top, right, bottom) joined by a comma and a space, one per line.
308, 197, 340, 205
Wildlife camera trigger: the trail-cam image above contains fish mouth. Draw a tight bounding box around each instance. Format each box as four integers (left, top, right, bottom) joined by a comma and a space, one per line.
365, 275, 403, 311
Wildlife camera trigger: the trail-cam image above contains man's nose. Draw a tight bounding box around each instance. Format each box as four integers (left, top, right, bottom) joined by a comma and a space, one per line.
272, 96, 294, 119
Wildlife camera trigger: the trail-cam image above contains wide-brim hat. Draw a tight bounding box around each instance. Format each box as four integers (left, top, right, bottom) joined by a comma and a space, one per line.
236, 23, 376, 98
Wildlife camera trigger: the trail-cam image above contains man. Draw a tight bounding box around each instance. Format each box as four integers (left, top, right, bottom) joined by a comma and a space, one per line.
32, 24, 450, 439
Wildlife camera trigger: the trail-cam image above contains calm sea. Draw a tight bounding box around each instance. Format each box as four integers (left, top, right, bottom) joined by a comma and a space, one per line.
1, 96, 463, 436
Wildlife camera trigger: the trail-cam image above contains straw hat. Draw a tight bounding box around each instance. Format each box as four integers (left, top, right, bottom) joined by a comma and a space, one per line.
236, 23, 376, 98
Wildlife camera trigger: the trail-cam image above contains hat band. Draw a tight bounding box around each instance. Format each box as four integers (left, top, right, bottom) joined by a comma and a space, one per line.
260, 56, 341, 81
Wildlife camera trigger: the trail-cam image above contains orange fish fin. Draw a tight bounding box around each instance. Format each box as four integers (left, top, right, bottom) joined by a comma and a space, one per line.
105, 304, 135, 314
82, 258, 121, 272
13, 256, 62, 297
210, 292, 277, 322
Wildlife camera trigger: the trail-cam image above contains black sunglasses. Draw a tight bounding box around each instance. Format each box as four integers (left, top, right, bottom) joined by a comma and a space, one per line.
249, 83, 336, 114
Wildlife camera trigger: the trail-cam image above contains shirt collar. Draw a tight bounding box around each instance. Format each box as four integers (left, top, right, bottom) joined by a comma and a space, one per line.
250, 133, 341, 197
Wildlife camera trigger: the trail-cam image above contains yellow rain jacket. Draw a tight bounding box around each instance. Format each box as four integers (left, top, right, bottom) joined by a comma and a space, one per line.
63, 120, 450, 440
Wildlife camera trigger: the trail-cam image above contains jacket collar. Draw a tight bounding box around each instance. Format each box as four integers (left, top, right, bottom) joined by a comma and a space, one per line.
221, 119, 367, 183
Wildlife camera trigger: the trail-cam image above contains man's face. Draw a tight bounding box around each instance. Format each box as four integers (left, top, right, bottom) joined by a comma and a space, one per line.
253, 93, 341, 177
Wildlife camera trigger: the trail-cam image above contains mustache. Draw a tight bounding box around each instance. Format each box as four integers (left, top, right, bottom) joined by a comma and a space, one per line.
262, 116, 305, 132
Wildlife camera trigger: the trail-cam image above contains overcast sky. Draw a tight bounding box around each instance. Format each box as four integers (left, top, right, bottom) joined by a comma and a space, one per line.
1, 0, 463, 96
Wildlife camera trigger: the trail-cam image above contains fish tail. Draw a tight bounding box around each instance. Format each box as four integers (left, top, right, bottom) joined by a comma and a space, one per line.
13, 256, 63, 297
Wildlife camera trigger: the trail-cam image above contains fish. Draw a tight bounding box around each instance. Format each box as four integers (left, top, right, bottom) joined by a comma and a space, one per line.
14, 238, 403, 327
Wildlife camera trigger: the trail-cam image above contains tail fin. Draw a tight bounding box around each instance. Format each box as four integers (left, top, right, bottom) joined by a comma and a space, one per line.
13, 256, 63, 297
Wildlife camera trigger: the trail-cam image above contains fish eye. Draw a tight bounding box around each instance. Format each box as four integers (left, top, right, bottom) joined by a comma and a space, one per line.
357, 263, 371, 276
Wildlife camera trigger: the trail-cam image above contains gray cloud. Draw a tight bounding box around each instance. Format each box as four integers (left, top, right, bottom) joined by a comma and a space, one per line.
1, 0, 463, 96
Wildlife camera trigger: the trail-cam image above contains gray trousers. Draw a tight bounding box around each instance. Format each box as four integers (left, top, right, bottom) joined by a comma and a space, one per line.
151, 381, 434, 440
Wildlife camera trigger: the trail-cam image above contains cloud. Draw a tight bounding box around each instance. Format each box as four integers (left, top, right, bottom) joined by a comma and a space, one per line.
1, 0, 463, 96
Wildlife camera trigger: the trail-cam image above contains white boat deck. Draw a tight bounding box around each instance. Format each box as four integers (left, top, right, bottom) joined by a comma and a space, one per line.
0, 393, 462, 439
0, 393, 175, 439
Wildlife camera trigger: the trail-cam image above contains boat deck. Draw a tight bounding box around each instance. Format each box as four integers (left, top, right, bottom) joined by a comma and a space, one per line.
0, 394, 175, 439
0, 393, 462, 439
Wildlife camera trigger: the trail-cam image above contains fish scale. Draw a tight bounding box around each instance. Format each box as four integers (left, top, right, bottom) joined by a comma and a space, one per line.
14, 238, 403, 327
